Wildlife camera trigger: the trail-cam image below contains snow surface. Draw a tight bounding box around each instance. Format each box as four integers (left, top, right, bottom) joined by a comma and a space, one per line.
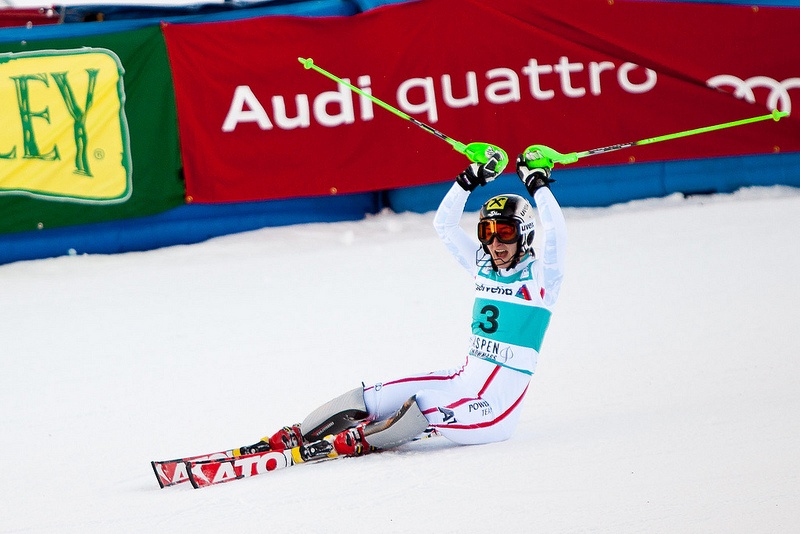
1, 185, 799, 533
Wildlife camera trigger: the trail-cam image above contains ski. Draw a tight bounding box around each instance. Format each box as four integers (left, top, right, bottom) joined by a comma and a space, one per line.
154, 427, 440, 489
151, 440, 271, 488
186, 436, 342, 489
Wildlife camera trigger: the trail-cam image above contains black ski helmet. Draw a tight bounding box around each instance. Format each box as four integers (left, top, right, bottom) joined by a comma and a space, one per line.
478, 194, 536, 268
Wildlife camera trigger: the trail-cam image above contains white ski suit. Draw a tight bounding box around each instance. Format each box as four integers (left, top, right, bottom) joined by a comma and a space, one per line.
362, 183, 567, 445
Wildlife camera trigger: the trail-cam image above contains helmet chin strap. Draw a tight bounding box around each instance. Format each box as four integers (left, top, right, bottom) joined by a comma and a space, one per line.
482, 237, 526, 272
506, 240, 524, 270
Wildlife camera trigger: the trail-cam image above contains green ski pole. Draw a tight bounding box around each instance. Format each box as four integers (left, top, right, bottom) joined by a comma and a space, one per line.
523, 109, 789, 169
298, 57, 508, 172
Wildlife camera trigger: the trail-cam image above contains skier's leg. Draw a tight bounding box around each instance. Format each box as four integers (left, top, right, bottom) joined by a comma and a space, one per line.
263, 386, 368, 450
299, 386, 369, 441
363, 363, 470, 421
269, 358, 518, 451
413, 369, 530, 445
267, 374, 452, 451
333, 395, 429, 455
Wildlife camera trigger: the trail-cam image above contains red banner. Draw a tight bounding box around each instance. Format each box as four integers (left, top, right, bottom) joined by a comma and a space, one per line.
0, 8, 59, 28
162, 0, 800, 203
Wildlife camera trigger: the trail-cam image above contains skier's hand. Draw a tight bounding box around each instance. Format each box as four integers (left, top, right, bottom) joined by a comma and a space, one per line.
516, 154, 555, 196
456, 152, 502, 192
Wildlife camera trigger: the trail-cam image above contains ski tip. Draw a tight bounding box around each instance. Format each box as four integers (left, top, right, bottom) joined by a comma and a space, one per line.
151, 461, 167, 489
186, 462, 201, 489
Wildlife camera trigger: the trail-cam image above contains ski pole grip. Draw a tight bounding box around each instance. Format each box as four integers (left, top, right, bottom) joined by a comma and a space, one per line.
523, 145, 578, 169
464, 142, 509, 173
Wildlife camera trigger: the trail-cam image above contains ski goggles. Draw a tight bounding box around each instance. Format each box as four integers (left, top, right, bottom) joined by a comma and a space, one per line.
477, 218, 519, 245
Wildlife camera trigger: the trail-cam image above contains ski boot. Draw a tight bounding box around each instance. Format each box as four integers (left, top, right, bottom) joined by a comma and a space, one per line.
332, 424, 373, 456
236, 424, 303, 455
267, 424, 304, 450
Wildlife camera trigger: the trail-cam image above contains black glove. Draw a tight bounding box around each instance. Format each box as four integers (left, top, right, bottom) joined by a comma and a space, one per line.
516, 154, 554, 195
456, 153, 502, 192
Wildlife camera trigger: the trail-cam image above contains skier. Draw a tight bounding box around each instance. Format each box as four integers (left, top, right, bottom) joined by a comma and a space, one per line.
262, 151, 566, 458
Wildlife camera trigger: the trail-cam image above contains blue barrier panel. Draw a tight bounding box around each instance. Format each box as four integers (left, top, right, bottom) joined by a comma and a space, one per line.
349, 0, 416, 10
0, 0, 359, 43
0, 192, 380, 265
386, 152, 800, 213
4, 151, 797, 265
59, 0, 356, 22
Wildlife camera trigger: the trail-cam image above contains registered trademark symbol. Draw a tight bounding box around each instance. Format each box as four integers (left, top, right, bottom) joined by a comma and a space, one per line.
94, 148, 105, 160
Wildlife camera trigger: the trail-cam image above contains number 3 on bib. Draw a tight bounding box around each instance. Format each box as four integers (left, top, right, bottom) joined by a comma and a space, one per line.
478, 304, 499, 334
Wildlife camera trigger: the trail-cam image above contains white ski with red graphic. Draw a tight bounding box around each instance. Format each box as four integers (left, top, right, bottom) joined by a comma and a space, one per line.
151, 441, 271, 488
186, 438, 339, 489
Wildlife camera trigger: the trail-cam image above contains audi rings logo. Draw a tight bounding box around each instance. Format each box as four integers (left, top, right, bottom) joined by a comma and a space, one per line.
707, 74, 800, 114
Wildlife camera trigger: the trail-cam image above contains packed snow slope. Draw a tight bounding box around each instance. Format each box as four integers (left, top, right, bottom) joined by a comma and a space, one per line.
1, 185, 799, 533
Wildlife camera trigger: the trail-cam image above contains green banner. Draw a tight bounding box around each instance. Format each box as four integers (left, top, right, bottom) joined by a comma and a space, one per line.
0, 25, 184, 234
